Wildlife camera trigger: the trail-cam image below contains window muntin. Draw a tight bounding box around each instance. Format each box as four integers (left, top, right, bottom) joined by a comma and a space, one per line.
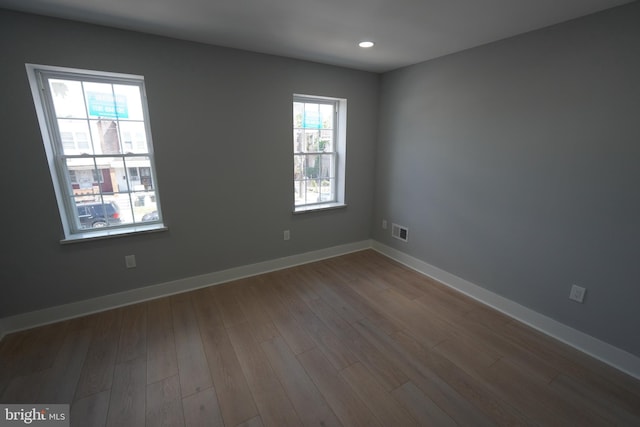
293, 95, 345, 211
27, 64, 164, 240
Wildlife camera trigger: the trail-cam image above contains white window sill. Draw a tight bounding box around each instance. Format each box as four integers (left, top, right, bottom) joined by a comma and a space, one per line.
293, 202, 347, 214
60, 223, 168, 244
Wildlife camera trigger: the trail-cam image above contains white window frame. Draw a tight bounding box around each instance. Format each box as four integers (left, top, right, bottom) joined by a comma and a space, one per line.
26, 64, 166, 242
293, 94, 347, 213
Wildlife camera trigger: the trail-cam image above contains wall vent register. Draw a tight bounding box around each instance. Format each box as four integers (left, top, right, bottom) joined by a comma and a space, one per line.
392, 223, 409, 242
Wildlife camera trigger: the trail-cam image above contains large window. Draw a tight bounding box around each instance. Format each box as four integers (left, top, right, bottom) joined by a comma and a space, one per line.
26, 64, 164, 241
293, 94, 347, 212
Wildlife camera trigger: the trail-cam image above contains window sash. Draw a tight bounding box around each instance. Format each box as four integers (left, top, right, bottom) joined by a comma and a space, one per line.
29, 65, 163, 237
293, 96, 340, 208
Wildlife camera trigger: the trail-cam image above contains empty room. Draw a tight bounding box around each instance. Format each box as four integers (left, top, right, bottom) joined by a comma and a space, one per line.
1, 0, 639, 425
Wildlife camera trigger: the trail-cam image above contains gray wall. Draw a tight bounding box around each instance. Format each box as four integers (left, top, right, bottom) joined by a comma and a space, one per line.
374, 2, 640, 357
0, 10, 378, 317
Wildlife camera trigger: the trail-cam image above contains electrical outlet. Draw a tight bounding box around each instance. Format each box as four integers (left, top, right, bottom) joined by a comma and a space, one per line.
283, 230, 290, 241
125, 254, 136, 269
569, 284, 586, 303
382, 219, 387, 229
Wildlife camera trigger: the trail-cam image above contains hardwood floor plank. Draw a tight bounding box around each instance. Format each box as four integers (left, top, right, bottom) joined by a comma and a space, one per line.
550, 373, 640, 425
297, 347, 381, 427
1, 370, 49, 403
503, 319, 640, 405
75, 309, 123, 400
116, 304, 147, 363
358, 288, 451, 348
146, 375, 185, 427
0, 333, 21, 397
209, 282, 249, 328
321, 277, 401, 335
233, 280, 280, 343
4, 322, 69, 378
392, 328, 532, 426
432, 337, 501, 375
71, 389, 110, 427
39, 327, 93, 404
353, 317, 497, 427
269, 276, 359, 370
235, 416, 265, 427
484, 357, 612, 426
192, 290, 259, 427
304, 266, 366, 324
252, 276, 315, 355
283, 268, 322, 302
420, 297, 562, 383
182, 387, 224, 427
106, 357, 146, 427
146, 298, 179, 385
307, 296, 408, 390
226, 321, 302, 427
340, 362, 417, 426
171, 293, 213, 397
261, 336, 341, 427
391, 381, 456, 427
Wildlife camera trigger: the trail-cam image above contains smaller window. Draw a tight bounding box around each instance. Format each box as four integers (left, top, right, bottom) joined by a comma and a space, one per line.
293, 94, 347, 212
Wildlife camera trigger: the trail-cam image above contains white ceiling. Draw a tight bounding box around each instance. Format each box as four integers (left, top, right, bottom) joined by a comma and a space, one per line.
0, 0, 634, 72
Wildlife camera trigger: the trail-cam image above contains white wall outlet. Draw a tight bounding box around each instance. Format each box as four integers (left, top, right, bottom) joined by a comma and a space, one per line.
569, 284, 586, 303
382, 219, 388, 229
283, 230, 290, 241
125, 254, 136, 269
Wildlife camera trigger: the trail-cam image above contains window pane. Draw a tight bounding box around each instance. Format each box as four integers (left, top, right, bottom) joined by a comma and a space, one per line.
72, 195, 122, 229
118, 121, 148, 153
293, 129, 304, 153
304, 130, 320, 152
131, 189, 158, 224
61, 131, 74, 151
293, 102, 304, 128
319, 130, 333, 152
294, 179, 306, 206
90, 119, 121, 155
303, 103, 321, 129
58, 119, 93, 155
49, 79, 87, 119
113, 84, 144, 120
303, 154, 316, 179
66, 157, 97, 193
317, 154, 334, 179
294, 155, 305, 181
84, 82, 128, 119
75, 131, 90, 151
122, 156, 154, 191
320, 178, 335, 201
320, 103, 334, 129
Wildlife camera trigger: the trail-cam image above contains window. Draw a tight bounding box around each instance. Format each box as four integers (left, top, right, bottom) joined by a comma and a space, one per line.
293, 94, 347, 212
26, 64, 165, 241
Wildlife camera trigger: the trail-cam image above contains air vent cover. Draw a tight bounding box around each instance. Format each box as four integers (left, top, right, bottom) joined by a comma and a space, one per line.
391, 223, 409, 242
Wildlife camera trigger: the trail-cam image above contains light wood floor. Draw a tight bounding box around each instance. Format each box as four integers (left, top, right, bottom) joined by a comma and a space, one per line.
1, 250, 639, 426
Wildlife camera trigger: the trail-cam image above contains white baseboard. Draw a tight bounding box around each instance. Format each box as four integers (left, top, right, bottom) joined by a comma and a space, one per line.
0, 240, 372, 340
371, 241, 640, 380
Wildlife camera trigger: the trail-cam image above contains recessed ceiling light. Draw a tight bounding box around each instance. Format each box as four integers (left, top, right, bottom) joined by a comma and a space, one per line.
359, 41, 374, 48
